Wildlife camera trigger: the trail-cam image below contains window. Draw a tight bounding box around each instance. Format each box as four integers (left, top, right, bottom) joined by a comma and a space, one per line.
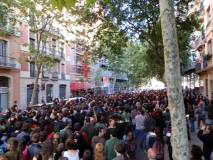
42, 41, 47, 54
76, 54, 83, 65
52, 39, 56, 55
61, 63, 65, 74
59, 42, 64, 57
207, 6, 211, 23
29, 38, 35, 49
30, 62, 35, 77
208, 40, 212, 55
0, 40, 7, 57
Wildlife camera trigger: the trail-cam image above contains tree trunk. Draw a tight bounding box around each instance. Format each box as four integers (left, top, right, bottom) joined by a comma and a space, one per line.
29, 65, 41, 107
159, 0, 189, 160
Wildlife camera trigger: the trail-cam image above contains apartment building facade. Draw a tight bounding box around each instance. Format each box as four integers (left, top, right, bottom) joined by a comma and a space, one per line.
70, 44, 95, 96
0, 21, 96, 109
195, 0, 213, 100
19, 25, 72, 108
0, 18, 21, 111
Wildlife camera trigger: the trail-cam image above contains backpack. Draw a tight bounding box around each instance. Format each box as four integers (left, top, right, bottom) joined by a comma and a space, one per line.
153, 141, 164, 159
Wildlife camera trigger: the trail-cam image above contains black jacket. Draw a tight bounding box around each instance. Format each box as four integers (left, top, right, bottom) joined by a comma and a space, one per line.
197, 130, 213, 159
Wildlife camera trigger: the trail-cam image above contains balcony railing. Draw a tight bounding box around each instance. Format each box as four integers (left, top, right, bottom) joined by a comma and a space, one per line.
51, 72, 58, 81
0, 23, 20, 37
0, 56, 17, 69
116, 73, 128, 81
47, 27, 63, 38
72, 65, 84, 75
45, 48, 63, 60
203, 57, 208, 68
194, 35, 205, 50
195, 63, 201, 72
41, 71, 49, 81
182, 61, 196, 73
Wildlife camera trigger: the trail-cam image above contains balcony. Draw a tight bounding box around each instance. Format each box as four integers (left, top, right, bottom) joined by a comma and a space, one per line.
45, 49, 64, 61
182, 61, 196, 74
0, 23, 20, 37
47, 27, 63, 38
198, 1, 205, 22
0, 56, 18, 69
41, 71, 49, 81
51, 72, 58, 81
203, 57, 208, 68
195, 63, 201, 72
72, 65, 84, 75
194, 35, 205, 51
61, 73, 65, 80
116, 73, 128, 81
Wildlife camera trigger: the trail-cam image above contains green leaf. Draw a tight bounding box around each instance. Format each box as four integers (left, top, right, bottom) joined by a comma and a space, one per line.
86, 0, 96, 6
51, 0, 58, 7
64, 0, 76, 8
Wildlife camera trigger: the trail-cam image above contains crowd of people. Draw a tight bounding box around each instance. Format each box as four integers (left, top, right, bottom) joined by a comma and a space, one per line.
0, 90, 212, 160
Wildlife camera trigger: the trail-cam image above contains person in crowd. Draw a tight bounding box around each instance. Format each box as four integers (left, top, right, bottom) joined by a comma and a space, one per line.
32, 153, 42, 160
190, 145, 203, 160
0, 90, 207, 160
18, 135, 30, 160
134, 108, 146, 150
145, 127, 156, 151
81, 150, 92, 160
63, 139, 80, 160
16, 123, 30, 143
105, 129, 120, 160
188, 103, 196, 133
91, 127, 106, 150
0, 155, 8, 160
28, 133, 42, 159
125, 131, 137, 160
113, 143, 127, 160
147, 128, 164, 160
94, 143, 106, 160
196, 99, 206, 129
5, 138, 19, 160
197, 125, 213, 160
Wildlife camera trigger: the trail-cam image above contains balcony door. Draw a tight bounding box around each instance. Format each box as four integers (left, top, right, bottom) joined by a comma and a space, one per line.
0, 76, 9, 111
59, 84, 66, 99
27, 84, 39, 105
46, 84, 53, 102
0, 40, 7, 57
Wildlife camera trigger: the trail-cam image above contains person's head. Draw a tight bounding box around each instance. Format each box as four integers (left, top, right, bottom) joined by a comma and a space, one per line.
32, 153, 42, 160
65, 139, 77, 150
127, 131, 134, 141
98, 127, 106, 138
7, 137, 18, 151
39, 131, 48, 142
109, 118, 115, 128
22, 123, 30, 132
114, 143, 125, 155
95, 143, 104, 153
110, 128, 118, 138
32, 133, 40, 143
191, 145, 203, 159
14, 121, 22, 131
82, 150, 92, 160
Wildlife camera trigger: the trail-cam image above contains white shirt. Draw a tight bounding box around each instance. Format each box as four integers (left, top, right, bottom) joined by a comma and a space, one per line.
63, 150, 80, 160
135, 114, 145, 130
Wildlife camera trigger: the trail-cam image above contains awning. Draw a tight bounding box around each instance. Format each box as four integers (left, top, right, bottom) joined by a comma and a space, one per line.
70, 81, 93, 91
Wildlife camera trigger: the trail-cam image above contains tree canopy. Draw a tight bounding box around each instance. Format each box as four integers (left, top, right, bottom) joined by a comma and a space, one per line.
61, 0, 198, 85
